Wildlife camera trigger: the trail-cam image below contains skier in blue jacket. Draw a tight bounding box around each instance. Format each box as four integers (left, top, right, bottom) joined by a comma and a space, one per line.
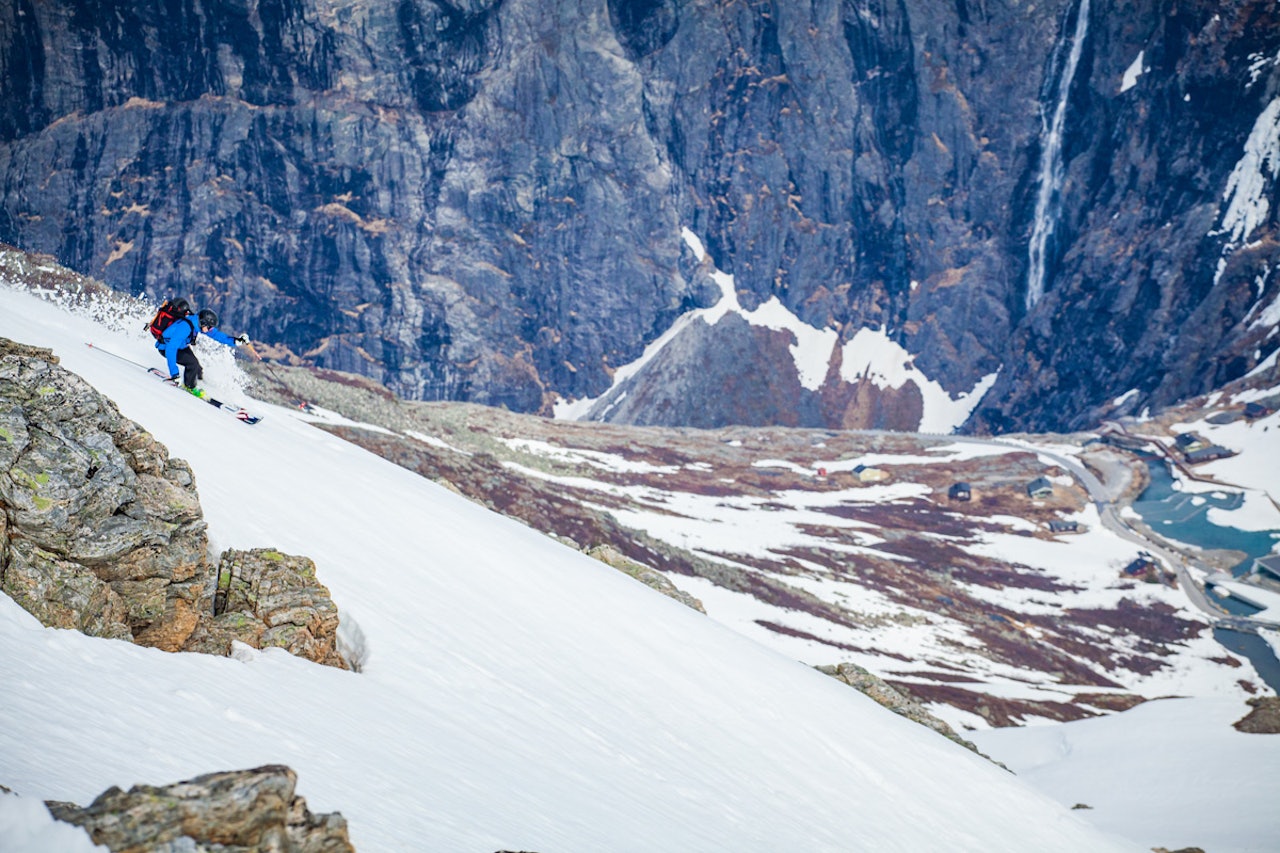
156, 301, 249, 391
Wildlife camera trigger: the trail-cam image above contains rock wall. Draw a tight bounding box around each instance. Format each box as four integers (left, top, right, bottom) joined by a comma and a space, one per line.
0, 1, 1277, 432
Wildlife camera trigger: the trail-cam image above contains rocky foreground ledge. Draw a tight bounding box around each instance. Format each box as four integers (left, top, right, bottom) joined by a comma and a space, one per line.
0, 336, 347, 668
0, 340, 367, 849
44, 766, 354, 853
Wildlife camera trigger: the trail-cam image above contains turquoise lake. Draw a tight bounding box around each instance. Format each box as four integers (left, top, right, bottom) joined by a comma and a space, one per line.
1130, 454, 1280, 691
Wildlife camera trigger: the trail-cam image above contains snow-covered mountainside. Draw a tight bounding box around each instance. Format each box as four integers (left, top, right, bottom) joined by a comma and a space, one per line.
0, 287, 1154, 850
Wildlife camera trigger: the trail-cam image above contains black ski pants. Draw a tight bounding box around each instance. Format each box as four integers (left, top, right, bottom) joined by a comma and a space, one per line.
176, 347, 203, 389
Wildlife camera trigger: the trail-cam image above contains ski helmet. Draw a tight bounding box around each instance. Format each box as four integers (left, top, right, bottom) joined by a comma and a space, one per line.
171, 297, 191, 315
198, 309, 219, 329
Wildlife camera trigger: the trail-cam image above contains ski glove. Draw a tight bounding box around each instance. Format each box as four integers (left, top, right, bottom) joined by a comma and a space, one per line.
235, 334, 250, 346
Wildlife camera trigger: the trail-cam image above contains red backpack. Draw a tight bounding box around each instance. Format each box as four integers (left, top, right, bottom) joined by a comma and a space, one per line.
146, 300, 194, 343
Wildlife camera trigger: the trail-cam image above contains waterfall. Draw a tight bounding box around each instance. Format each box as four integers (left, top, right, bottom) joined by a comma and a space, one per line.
1026, 0, 1091, 311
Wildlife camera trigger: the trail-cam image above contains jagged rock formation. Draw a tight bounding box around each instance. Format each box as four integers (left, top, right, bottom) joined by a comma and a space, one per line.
45, 765, 354, 853
0, 336, 346, 668
186, 547, 349, 669
0, 337, 208, 649
0, 1, 1275, 433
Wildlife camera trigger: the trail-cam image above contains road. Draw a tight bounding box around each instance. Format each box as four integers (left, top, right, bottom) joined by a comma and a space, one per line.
946, 434, 1233, 623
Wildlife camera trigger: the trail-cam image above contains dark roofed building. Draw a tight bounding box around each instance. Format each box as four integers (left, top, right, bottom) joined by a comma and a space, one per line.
1185, 445, 1233, 464
1124, 552, 1159, 576
1175, 433, 1207, 453
948, 482, 972, 501
1253, 554, 1280, 581
1026, 477, 1053, 498
1244, 401, 1274, 420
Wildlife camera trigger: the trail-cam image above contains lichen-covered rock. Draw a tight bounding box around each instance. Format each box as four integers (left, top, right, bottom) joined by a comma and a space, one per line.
818, 662, 983, 755
184, 548, 348, 669
0, 337, 208, 649
45, 765, 354, 853
0, 336, 349, 669
586, 543, 705, 613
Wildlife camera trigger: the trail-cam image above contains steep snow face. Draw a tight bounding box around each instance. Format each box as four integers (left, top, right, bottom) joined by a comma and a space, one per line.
0, 286, 1136, 852
837, 327, 999, 433
1119, 50, 1145, 93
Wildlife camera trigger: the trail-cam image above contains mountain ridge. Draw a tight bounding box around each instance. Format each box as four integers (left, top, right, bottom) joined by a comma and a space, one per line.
0, 0, 1276, 432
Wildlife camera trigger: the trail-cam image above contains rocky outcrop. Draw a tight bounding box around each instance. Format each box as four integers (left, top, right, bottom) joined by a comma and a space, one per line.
0, 336, 347, 668
0, 1, 1275, 433
185, 548, 349, 669
585, 543, 705, 613
1233, 696, 1280, 733
45, 765, 354, 853
0, 337, 208, 649
818, 662, 983, 755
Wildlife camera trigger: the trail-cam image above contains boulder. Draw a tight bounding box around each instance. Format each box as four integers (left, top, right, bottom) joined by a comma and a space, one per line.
184, 548, 349, 670
45, 765, 354, 853
818, 662, 983, 755
586, 543, 705, 613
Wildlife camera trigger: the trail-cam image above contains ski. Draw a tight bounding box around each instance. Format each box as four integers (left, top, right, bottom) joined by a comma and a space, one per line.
86, 342, 263, 424
147, 367, 263, 425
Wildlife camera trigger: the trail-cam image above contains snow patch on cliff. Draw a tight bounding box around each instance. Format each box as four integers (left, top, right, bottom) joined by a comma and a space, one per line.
839, 327, 999, 433
557, 228, 996, 432
1119, 50, 1145, 93
1217, 97, 1280, 247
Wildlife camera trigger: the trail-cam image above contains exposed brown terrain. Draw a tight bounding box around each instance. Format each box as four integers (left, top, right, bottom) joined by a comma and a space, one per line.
243, 361, 1259, 728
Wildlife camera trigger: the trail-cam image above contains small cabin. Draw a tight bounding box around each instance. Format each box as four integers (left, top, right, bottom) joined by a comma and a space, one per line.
1048, 520, 1080, 534
1244, 401, 1274, 420
948, 482, 972, 502
1026, 476, 1054, 499
1185, 445, 1233, 464
1252, 554, 1280, 582
853, 464, 890, 483
1174, 433, 1207, 453
1123, 553, 1159, 578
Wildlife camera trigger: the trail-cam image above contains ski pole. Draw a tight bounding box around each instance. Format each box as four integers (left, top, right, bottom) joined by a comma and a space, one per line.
240, 340, 315, 412
84, 341, 155, 371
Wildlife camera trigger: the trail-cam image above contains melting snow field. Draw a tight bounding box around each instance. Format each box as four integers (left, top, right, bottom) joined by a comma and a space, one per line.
0, 284, 1277, 852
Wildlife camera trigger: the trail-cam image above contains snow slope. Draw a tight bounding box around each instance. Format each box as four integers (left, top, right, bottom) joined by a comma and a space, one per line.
971, 698, 1280, 853
0, 289, 1138, 850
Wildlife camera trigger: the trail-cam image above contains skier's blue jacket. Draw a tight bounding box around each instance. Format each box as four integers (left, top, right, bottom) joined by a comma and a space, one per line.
155, 316, 237, 378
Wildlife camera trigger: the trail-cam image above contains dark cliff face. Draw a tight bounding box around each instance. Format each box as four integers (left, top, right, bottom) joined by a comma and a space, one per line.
0, 0, 1277, 432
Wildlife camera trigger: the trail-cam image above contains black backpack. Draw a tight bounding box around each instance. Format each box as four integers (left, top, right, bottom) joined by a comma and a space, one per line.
146, 300, 195, 344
